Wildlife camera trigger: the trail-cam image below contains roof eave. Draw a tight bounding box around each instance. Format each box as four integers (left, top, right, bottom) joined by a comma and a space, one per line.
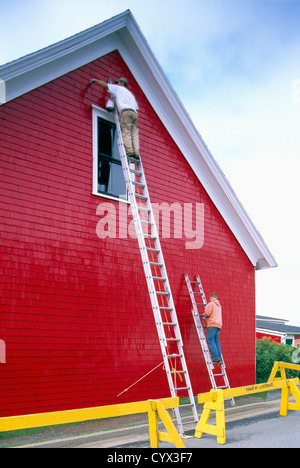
0, 10, 132, 104
256, 327, 286, 338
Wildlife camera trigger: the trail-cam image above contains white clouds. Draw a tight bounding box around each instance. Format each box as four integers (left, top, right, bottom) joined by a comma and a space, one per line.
291, 79, 300, 103
175, 13, 300, 324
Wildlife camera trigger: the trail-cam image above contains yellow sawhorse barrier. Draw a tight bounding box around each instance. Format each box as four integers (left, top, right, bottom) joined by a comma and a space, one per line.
0, 397, 185, 448
195, 361, 300, 445
268, 360, 300, 383
268, 361, 300, 417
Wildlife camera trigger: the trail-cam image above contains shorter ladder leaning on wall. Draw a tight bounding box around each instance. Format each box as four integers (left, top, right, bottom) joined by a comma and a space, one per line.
112, 109, 198, 435
184, 274, 235, 406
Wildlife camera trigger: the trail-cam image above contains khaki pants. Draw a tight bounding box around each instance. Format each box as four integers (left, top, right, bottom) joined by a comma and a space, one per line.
120, 110, 139, 156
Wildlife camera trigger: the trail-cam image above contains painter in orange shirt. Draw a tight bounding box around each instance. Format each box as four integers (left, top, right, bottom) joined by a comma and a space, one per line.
203, 293, 223, 363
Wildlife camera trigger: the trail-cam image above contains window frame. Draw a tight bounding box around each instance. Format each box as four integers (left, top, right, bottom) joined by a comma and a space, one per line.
92, 105, 128, 203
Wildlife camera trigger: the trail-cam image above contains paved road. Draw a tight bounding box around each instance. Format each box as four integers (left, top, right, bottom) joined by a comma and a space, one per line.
116, 410, 300, 449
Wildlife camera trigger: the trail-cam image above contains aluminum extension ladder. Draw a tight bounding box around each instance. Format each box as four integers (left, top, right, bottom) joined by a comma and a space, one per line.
112, 110, 198, 434
184, 274, 235, 406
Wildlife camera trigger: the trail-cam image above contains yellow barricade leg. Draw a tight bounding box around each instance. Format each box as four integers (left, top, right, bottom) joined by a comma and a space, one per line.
280, 364, 287, 381
155, 400, 186, 448
194, 389, 226, 445
279, 378, 300, 416
280, 381, 290, 416
284, 379, 300, 414
194, 406, 210, 440
268, 361, 280, 382
148, 400, 186, 449
148, 401, 159, 448
215, 392, 226, 445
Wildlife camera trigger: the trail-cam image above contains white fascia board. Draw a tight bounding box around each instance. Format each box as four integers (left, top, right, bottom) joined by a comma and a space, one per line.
256, 328, 286, 339
2, 36, 115, 104
0, 78, 6, 104
256, 317, 287, 325
0, 11, 130, 103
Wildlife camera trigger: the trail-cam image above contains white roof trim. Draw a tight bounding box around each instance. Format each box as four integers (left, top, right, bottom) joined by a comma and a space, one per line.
0, 10, 277, 270
256, 316, 287, 324
256, 328, 286, 339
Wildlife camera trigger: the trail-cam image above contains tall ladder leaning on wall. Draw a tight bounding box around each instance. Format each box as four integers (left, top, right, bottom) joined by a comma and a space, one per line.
110, 98, 198, 435
184, 274, 235, 406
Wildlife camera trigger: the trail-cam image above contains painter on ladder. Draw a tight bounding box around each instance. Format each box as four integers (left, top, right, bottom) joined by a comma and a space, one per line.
90, 77, 140, 161
203, 293, 223, 363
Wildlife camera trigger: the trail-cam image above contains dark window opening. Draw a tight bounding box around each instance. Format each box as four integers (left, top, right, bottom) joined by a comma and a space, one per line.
97, 117, 126, 199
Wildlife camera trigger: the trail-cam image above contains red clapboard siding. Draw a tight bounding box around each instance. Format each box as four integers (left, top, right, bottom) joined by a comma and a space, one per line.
256, 332, 282, 343
0, 50, 255, 417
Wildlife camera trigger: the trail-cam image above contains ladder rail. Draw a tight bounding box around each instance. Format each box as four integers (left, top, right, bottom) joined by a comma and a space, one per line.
112, 106, 198, 434
135, 156, 184, 346
116, 120, 169, 347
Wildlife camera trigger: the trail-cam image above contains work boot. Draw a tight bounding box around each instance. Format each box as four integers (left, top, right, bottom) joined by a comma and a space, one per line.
127, 153, 140, 162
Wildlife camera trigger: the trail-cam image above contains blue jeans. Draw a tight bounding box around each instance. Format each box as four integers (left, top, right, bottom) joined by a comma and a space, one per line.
207, 327, 222, 360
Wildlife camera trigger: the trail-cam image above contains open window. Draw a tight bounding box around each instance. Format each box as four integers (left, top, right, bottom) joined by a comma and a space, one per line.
92, 106, 127, 201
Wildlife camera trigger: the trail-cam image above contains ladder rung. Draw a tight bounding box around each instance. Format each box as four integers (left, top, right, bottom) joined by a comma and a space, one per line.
153, 276, 166, 281
132, 181, 144, 187
166, 337, 180, 341
155, 291, 169, 295
170, 369, 186, 374
135, 193, 147, 201
162, 322, 176, 326
175, 387, 190, 391
127, 154, 140, 161
179, 403, 195, 408
144, 234, 156, 239
147, 247, 160, 253
150, 261, 163, 267
140, 219, 152, 225
129, 168, 142, 175
137, 205, 150, 212
167, 354, 182, 358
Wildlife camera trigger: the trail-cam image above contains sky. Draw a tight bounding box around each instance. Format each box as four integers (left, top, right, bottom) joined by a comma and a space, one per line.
1, 0, 300, 325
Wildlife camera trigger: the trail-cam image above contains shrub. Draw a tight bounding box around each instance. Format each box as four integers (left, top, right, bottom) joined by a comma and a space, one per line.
256, 337, 299, 383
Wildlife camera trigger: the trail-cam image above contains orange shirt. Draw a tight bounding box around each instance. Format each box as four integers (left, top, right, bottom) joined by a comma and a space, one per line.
204, 298, 222, 329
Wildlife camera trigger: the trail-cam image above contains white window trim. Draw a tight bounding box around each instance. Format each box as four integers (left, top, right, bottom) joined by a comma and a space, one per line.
92, 105, 129, 204
285, 335, 295, 346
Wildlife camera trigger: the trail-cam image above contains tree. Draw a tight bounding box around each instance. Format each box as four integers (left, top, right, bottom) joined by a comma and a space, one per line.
256, 337, 299, 383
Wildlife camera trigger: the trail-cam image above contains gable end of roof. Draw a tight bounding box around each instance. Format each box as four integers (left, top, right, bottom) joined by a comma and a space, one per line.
0, 10, 277, 270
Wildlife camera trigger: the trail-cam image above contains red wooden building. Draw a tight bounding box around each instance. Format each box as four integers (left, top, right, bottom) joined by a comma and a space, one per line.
0, 11, 276, 418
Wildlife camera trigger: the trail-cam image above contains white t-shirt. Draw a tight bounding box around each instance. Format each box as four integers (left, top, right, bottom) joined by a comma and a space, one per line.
107, 84, 138, 113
